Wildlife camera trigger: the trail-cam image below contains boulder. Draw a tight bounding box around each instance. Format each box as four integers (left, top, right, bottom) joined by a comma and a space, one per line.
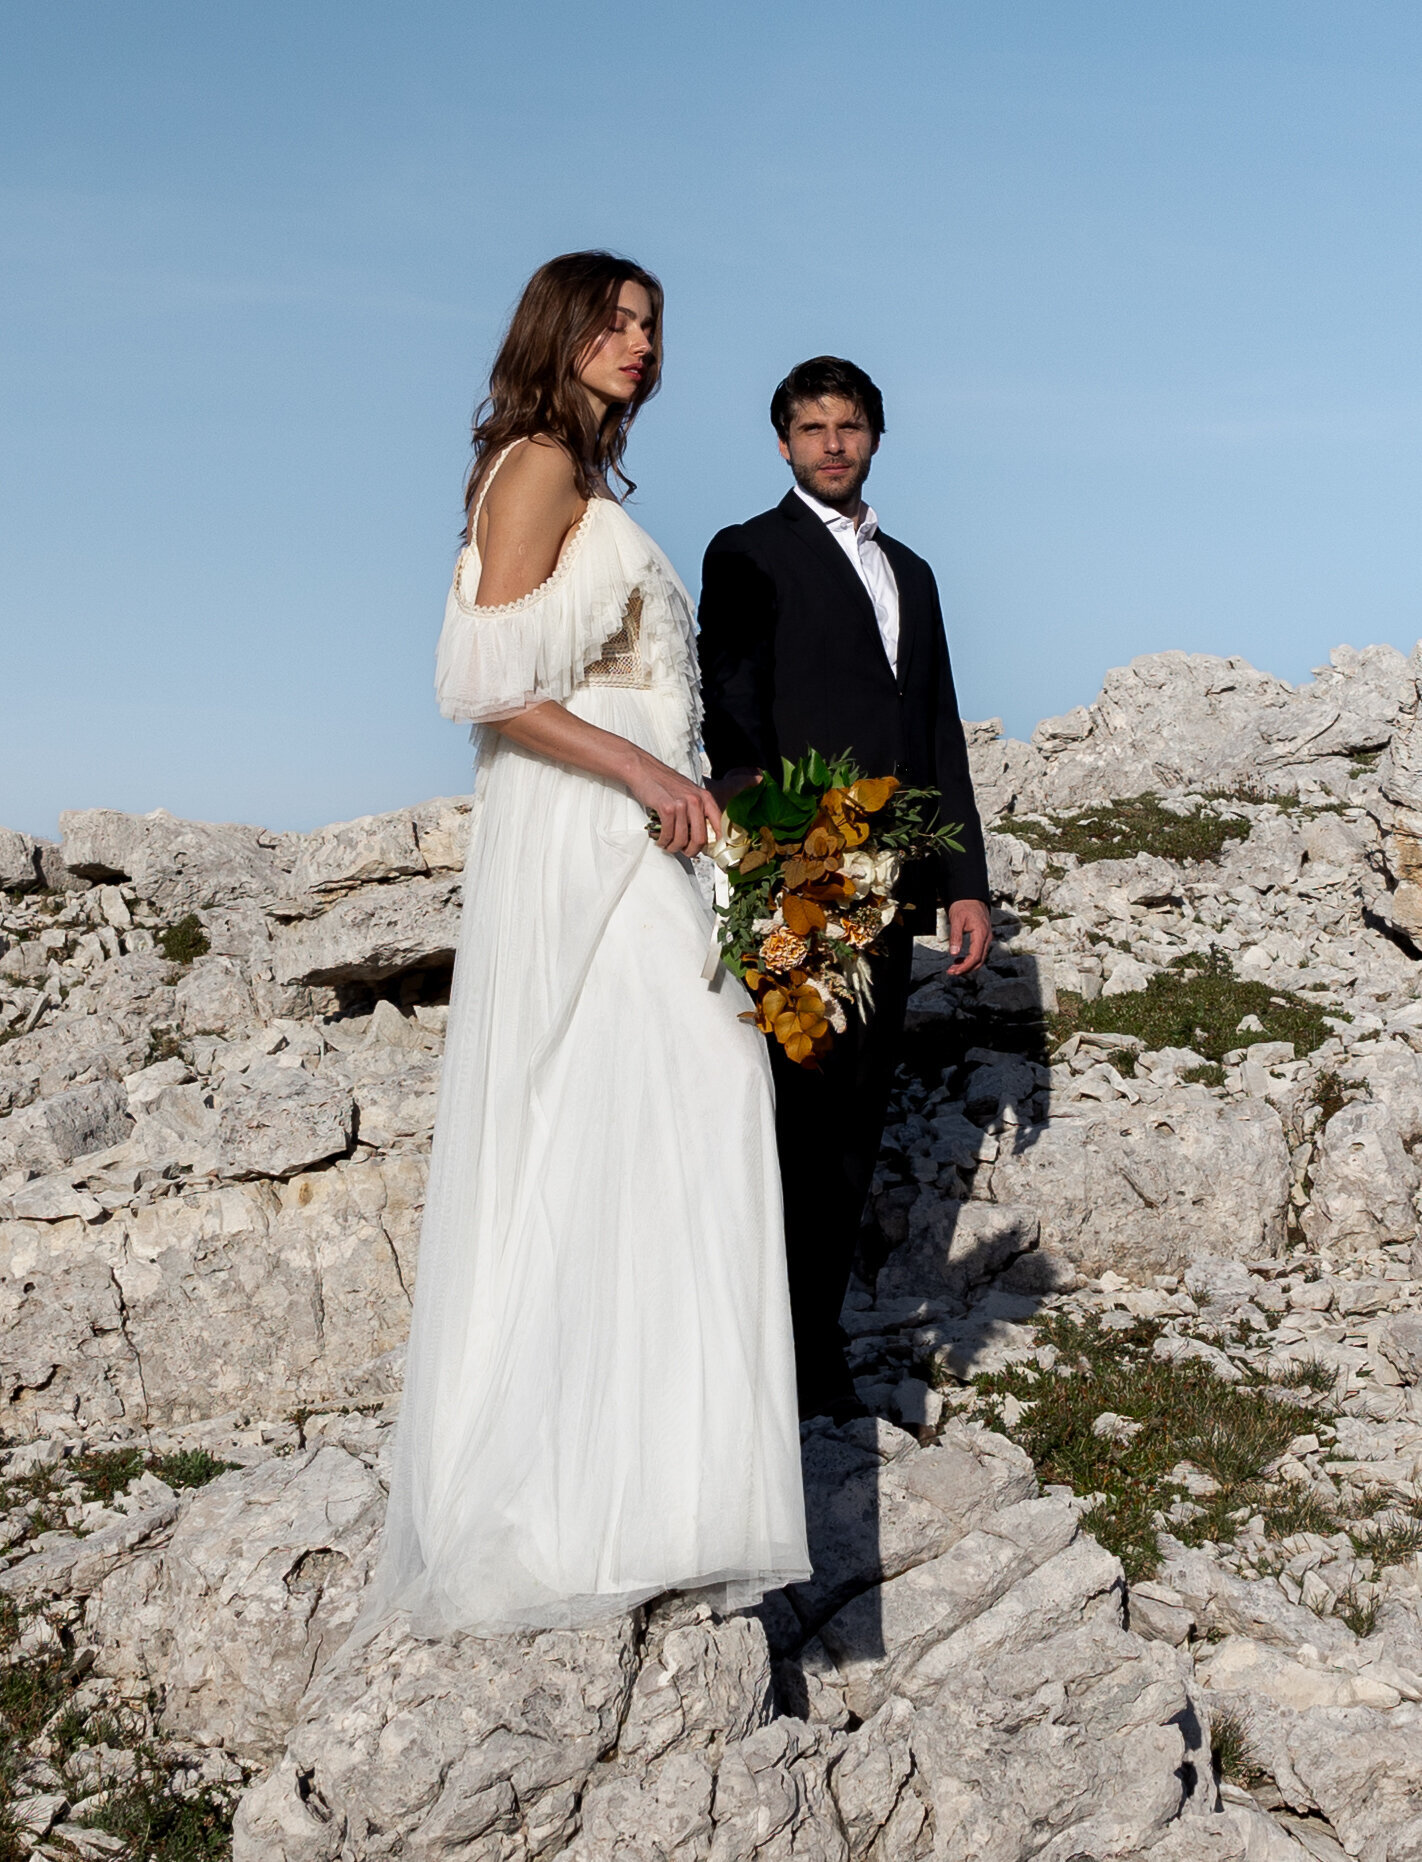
1021, 646, 1406, 812
213, 1064, 355, 1179
0, 827, 42, 891
1046, 852, 1182, 921
232, 1611, 646, 1861
0, 1078, 134, 1173
409, 795, 474, 872
1306, 1100, 1420, 1249
59, 807, 297, 909
175, 956, 258, 1037
0, 1155, 419, 1429
269, 877, 461, 986
289, 810, 428, 896
86, 1446, 387, 1765
1376, 1312, 1422, 1382
877, 1201, 1039, 1303
987, 1091, 1290, 1277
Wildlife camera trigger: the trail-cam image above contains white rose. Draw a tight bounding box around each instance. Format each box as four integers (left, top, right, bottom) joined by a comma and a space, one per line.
841, 849, 877, 897
841, 847, 902, 897
872, 849, 901, 892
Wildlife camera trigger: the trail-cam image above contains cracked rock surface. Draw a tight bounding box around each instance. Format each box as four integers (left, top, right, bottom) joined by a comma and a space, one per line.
9, 646, 1422, 1856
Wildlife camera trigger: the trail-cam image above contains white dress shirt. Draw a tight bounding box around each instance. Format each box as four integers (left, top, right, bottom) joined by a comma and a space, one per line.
793, 484, 901, 674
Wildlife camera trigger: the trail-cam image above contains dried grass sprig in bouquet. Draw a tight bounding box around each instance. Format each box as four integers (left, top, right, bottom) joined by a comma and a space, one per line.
706, 750, 963, 1067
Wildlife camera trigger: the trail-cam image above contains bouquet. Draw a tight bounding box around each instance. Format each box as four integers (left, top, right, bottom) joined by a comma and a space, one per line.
708, 750, 963, 1067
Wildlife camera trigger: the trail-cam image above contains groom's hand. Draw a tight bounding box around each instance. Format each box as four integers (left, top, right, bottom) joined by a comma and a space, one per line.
945, 899, 992, 976
709, 767, 762, 810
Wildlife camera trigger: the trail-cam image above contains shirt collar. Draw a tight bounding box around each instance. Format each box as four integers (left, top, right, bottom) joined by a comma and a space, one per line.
793, 483, 879, 541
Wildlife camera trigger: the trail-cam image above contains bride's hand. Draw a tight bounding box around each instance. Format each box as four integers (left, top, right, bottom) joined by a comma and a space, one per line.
629, 754, 722, 857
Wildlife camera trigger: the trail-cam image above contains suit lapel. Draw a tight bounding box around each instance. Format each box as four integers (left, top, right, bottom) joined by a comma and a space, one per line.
875, 532, 921, 694
776, 491, 894, 676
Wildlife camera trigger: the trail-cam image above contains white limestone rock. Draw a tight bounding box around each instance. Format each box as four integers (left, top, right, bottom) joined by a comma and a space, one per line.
290, 809, 428, 896
0, 1078, 134, 1173
213, 1063, 355, 1179
1306, 1099, 1420, 1249
877, 1201, 1040, 1303
409, 795, 475, 872
86, 1445, 387, 1764
175, 955, 258, 1037
1046, 852, 1183, 921
59, 807, 298, 910
0, 827, 42, 891
232, 1611, 645, 1861
965, 722, 1050, 826
269, 876, 461, 986
987, 1091, 1290, 1278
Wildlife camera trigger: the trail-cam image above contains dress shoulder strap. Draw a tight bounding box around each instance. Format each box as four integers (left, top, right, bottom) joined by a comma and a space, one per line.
469, 441, 523, 532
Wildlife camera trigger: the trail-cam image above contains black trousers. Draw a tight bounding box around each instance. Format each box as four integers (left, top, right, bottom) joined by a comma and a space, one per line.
769, 917, 915, 1414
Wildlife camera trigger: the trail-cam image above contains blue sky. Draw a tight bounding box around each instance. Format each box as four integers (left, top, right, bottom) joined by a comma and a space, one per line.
3, 1, 1419, 840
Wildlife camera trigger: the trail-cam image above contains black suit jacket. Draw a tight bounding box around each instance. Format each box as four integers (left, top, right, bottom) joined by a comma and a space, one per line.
698, 491, 991, 909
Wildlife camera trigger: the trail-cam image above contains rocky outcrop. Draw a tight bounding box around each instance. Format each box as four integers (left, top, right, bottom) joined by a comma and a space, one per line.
965, 643, 1409, 818
234, 1418, 1216, 1862
8, 642, 1422, 1858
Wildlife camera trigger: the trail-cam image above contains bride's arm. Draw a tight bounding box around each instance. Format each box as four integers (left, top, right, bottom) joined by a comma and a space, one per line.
474, 440, 722, 857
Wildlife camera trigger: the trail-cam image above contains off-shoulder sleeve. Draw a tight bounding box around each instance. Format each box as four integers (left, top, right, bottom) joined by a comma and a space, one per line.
433, 504, 637, 724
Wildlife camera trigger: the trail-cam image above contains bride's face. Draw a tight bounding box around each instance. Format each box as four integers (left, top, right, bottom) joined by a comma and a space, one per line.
577, 281, 655, 414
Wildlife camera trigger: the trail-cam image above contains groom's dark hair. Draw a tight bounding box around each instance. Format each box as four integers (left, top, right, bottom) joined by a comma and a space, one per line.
770, 357, 886, 441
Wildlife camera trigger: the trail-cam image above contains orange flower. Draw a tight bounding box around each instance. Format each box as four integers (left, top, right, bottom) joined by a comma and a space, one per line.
759, 926, 811, 972
838, 904, 882, 949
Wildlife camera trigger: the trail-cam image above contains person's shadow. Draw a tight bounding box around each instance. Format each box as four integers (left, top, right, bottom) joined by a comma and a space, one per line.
753, 913, 1055, 1724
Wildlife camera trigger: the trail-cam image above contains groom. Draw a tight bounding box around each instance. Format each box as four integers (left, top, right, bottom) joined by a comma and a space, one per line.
698, 356, 992, 1423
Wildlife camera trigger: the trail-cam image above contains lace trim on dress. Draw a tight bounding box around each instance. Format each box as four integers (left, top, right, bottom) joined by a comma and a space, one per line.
433, 443, 699, 758
583, 587, 649, 687
453, 442, 603, 616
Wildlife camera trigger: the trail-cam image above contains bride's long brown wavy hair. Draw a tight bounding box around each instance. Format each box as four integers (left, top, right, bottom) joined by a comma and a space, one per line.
464, 251, 664, 531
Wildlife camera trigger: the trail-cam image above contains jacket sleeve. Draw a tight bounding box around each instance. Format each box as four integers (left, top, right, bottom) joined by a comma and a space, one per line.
928, 576, 992, 907
697, 526, 779, 777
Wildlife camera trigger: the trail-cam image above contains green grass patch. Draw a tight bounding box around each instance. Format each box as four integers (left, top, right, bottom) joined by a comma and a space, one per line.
1333, 1583, 1378, 1638
1003, 794, 1249, 866
965, 1313, 1336, 1581
0, 1566, 242, 1859
1210, 1704, 1266, 1788
1050, 949, 1333, 1064
1349, 1513, 1422, 1568
157, 915, 210, 966
78, 1767, 236, 1859
1269, 1356, 1340, 1397
0, 1597, 82, 1861
0, 1445, 237, 1554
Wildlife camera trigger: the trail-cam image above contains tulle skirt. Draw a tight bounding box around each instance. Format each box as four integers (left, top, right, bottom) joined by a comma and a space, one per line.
361, 681, 810, 1636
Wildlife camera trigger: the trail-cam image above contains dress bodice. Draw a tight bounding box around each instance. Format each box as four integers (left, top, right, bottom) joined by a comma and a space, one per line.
435, 449, 700, 735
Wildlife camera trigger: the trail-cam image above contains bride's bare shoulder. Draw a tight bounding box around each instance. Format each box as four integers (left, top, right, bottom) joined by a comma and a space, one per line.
482, 436, 580, 516
472, 438, 588, 605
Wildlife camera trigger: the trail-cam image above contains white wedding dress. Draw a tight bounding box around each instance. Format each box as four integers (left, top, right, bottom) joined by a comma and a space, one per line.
363, 446, 811, 1636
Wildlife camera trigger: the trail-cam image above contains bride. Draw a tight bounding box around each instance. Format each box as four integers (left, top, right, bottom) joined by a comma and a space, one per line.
364, 251, 811, 1635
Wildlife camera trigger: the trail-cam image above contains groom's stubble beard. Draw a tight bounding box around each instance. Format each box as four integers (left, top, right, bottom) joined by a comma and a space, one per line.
790, 453, 872, 512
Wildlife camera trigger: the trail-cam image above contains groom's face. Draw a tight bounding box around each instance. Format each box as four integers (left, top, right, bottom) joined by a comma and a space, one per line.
778, 395, 878, 509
